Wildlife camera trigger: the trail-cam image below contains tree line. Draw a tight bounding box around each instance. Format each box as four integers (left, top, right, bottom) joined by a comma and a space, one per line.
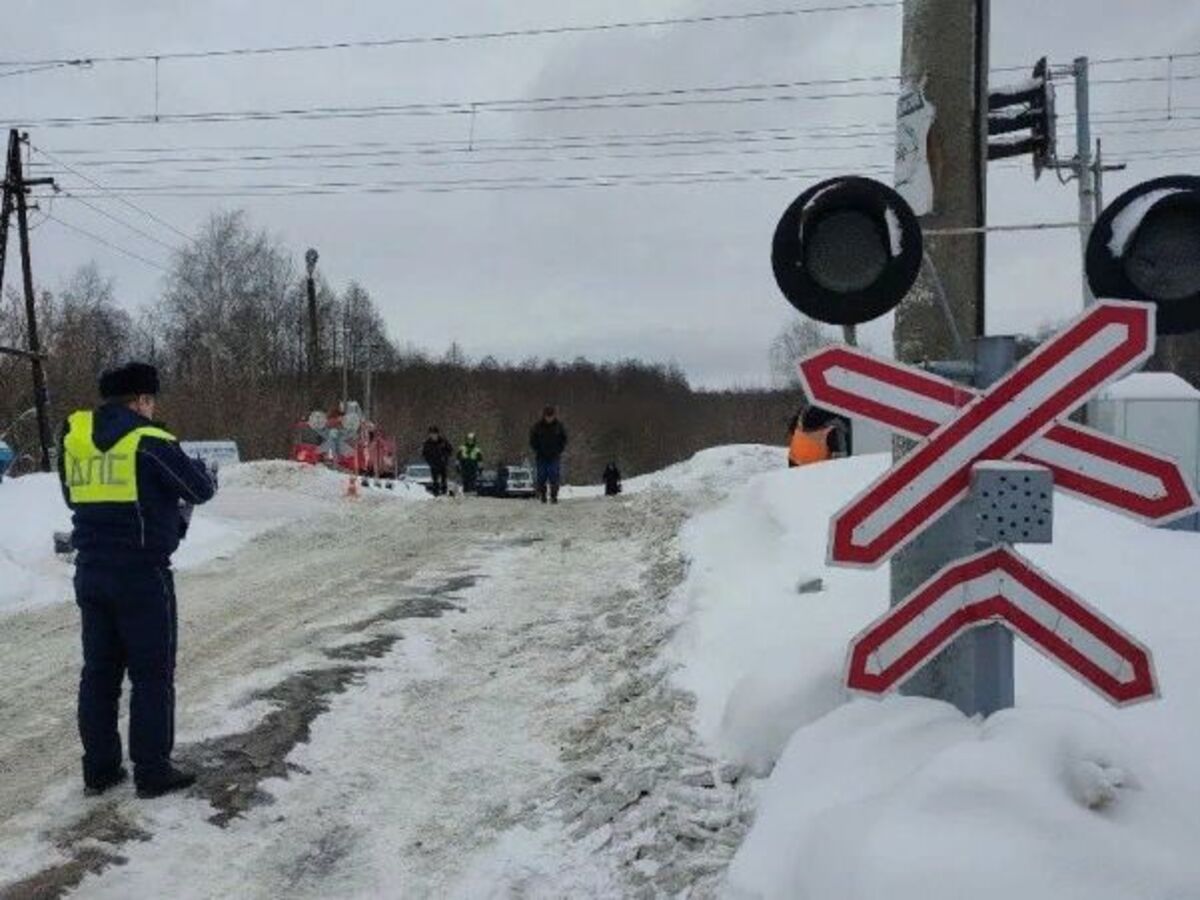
1, 210, 798, 482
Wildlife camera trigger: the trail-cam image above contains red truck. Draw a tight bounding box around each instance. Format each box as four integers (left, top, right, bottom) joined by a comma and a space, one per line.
290, 403, 399, 478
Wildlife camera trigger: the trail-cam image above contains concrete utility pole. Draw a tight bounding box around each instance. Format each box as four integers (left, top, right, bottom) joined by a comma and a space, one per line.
894, 0, 989, 360
893, 0, 1002, 715
5, 130, 56, 472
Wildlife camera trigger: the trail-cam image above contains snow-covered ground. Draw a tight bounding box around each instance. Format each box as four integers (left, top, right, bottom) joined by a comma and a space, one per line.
669, 454, 1200, 899
2, 444, 1198, 898
0, 448, 775, 898
0, 461, 426, 615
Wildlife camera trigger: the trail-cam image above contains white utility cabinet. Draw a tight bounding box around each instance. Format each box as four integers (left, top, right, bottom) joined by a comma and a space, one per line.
1091, 372, 1200, 530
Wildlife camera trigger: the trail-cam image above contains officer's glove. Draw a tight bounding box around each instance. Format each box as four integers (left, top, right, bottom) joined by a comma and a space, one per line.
179, 500, 194, 539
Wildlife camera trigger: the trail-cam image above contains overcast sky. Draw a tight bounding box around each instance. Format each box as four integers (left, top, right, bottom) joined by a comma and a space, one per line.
3, 0, 1199, 387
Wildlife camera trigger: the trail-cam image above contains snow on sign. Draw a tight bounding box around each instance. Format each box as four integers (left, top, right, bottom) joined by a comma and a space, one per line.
844, 546, 1159, 706
799, 300, 1160, 568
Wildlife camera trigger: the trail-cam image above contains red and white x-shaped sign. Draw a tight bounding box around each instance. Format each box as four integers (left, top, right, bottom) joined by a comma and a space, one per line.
798, 300, 1198, 568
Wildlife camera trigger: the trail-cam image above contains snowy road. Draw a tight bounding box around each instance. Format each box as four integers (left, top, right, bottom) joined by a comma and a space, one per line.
0, 485, 752, 898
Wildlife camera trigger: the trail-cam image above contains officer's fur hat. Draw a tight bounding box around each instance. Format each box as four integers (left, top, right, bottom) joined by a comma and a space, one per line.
99, 362, 160, 399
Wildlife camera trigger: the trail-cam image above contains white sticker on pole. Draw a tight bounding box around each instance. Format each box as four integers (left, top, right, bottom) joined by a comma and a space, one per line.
895, 78, 935, 216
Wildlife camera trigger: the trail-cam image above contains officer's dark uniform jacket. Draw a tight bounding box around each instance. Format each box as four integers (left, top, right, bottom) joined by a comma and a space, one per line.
60, 403, 215, 566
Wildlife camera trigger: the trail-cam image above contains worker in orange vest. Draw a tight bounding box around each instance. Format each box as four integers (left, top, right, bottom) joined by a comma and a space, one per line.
788, 405, 849, 467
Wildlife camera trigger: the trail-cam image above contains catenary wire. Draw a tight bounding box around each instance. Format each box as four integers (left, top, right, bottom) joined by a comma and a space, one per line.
0, 2, 901, 68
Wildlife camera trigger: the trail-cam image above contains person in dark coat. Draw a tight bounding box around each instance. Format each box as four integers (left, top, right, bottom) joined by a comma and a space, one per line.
59, 362, 216, 798
603, 462, 622, 497
422, 426, 453, 496
529, 405, 568, 504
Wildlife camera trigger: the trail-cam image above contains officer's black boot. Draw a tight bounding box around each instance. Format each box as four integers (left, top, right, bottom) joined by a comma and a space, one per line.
84, 765, 129, 797
136, 765, 197, 799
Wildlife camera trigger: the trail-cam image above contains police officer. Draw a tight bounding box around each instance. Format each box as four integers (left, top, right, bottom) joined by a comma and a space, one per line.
456, 432, 483, 493
59, 362, 216, 798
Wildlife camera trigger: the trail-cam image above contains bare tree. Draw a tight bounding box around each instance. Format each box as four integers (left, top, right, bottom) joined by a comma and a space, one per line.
158, 210, 297, 384
768, 318, 839, 388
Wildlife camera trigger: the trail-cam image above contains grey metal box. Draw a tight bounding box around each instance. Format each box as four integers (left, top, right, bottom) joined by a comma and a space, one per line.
970, 462, 1053, 545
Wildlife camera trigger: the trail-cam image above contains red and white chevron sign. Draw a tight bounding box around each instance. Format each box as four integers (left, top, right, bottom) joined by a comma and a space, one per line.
844, 546, 1158, 706
797, 300, 1189, 568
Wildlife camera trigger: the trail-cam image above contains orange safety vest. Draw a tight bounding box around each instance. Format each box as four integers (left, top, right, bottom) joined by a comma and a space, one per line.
788, 426, 833, 466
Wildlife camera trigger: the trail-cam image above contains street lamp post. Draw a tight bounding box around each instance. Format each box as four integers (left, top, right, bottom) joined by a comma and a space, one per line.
305, 248, 320, 406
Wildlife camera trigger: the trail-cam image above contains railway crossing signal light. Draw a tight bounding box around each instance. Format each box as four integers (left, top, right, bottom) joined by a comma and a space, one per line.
1087, 175, 1200, 335
770, 176, 923, 327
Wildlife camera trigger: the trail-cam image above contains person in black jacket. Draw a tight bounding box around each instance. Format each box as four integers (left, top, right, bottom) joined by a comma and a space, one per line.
421, 426, 453, 496
529, 405, 568, 503
603, 462, 622, 497
59, 362, 216, 799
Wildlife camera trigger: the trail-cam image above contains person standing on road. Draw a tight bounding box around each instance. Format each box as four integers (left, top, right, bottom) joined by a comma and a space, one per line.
59, 362, 216, 799
529, 405, 568, 504
422, 426, 453, 496
457, 433, 483, 494
603, 462, 622, 497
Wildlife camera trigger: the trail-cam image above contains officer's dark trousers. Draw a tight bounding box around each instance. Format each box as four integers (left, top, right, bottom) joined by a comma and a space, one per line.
74, 564, 177, 784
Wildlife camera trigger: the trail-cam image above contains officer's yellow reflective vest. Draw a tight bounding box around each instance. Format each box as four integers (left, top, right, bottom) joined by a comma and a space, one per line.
62, 410, 177, 504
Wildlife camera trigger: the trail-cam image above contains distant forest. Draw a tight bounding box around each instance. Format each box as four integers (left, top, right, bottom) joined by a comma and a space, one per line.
0, 210, 798, 482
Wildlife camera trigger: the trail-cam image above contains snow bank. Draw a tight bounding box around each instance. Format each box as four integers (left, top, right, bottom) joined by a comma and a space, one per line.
0, 461, 425, 616
668, 453, 1200, 897
668, 456, 889, 772
566, 444, 785, 500
0, 473, 72, 611
728, 699, 1199, 900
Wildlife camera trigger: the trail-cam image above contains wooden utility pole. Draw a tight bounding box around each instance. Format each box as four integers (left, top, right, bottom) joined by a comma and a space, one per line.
4, 130, 55, 472
891, 0, 997, 714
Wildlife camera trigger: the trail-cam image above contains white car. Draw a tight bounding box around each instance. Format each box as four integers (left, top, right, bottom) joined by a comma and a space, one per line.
503, 466, 537, 498
403, 463, 435, 493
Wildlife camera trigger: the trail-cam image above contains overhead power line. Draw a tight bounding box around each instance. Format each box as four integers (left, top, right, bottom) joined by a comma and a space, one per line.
19, 123, 900, 159
0, 2, 900, 68
30, 142, 192, 241
7, 80, 902, 130
4, 66, 1194, 132
44, 214, 170, 271
31, 162, 899, 199
0, 62, 83, 79
26, 135, 898, 176
51, 187, 180, 253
